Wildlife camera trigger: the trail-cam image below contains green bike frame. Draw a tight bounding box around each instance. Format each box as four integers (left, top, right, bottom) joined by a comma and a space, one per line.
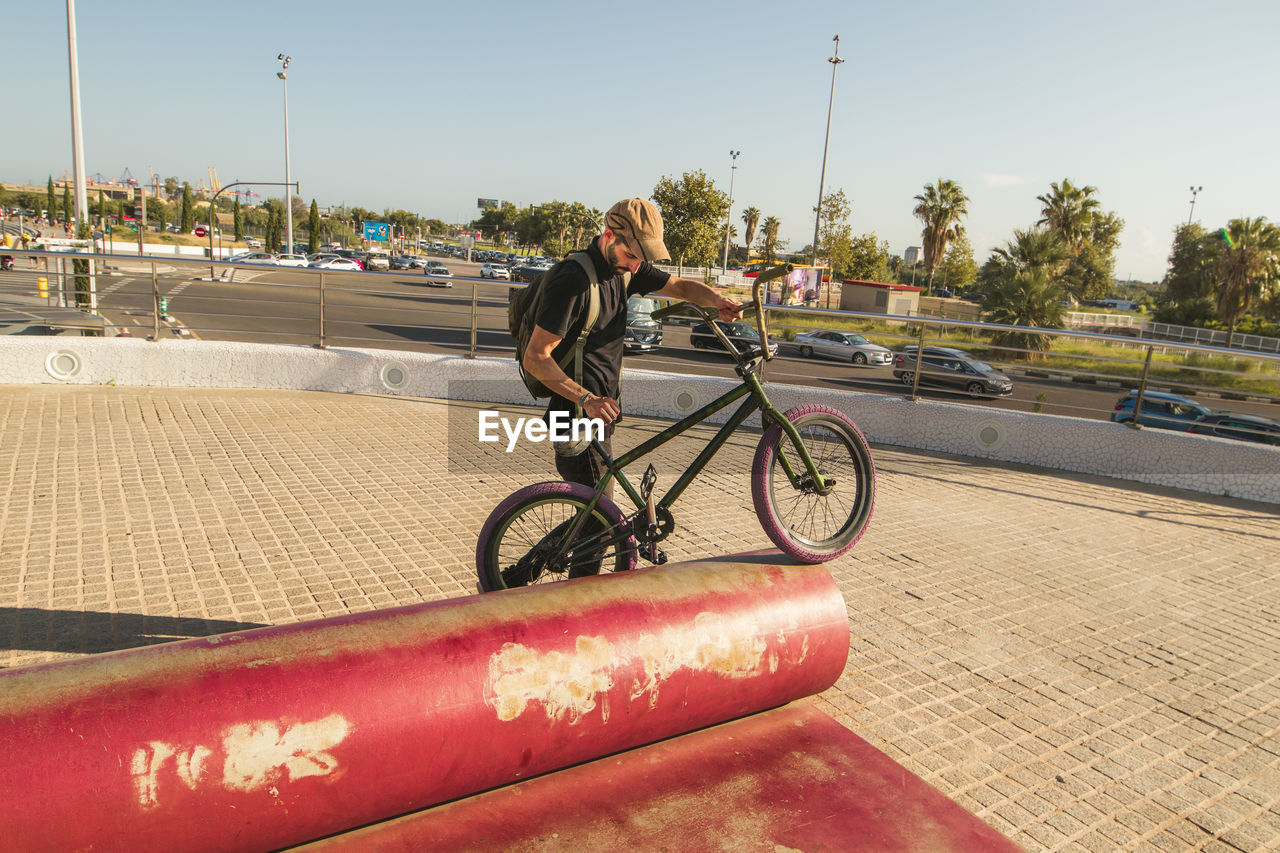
554, 364, 833, 558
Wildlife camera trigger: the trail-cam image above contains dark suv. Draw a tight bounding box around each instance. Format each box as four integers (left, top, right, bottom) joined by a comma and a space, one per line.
892, 346, 1014, 398
689, 321, 778, 359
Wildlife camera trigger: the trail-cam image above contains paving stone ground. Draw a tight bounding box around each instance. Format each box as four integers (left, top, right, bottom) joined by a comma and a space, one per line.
2, 385, 1278, 852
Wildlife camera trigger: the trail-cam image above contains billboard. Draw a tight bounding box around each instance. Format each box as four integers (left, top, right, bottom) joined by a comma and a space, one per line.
477, 198, 499, 210
362, 221, 391, 242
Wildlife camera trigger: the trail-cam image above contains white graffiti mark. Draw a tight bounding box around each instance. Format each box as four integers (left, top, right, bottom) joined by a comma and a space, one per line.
128, 714, 350, 809
487, 636, 615, 723
486, 612, 775, 723
630, 611, 766, 708
221, 714, 350, 792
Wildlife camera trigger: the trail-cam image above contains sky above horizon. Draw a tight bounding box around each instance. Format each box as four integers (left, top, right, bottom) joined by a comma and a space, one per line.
8, 0, 1277, 282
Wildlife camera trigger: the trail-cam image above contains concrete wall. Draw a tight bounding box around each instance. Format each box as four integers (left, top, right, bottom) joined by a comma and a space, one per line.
1, 337, 1276, 505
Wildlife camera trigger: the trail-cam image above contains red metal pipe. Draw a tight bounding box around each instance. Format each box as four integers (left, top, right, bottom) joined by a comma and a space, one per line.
0, 559, 848, 852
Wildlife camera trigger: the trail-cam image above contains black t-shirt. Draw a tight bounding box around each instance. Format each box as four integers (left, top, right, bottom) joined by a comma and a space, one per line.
535, 239, 669, 410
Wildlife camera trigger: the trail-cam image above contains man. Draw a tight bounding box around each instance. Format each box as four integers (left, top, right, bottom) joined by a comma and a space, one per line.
523, 198, 741, 493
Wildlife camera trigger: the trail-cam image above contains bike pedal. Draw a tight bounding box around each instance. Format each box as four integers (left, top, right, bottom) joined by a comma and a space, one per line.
643, 544, 668, 565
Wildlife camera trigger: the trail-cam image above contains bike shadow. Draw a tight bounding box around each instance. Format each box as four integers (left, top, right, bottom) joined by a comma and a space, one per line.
0, 607, 269, 659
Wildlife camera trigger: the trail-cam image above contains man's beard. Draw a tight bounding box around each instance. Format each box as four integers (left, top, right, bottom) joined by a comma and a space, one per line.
605, 243, 630, 274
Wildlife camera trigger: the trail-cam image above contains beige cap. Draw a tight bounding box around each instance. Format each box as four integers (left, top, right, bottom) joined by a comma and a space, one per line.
604, 198, 670, 264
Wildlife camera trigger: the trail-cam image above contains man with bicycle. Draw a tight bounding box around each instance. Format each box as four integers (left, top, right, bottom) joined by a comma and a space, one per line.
523, 197, 742, 494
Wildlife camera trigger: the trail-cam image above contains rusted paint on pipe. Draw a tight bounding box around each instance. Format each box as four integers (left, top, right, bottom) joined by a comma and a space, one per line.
0, 558, 848, 853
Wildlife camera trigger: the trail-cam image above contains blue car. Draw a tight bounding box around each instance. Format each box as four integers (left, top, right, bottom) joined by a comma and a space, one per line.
1111, 390, 1211, 431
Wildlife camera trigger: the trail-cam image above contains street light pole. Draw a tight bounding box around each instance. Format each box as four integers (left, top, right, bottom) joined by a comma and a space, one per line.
65, 0, 88, 234
277, 54, 293, 254
721, 150, 740, 274
811, 35, 843, 271
1187, 185, 1203, 226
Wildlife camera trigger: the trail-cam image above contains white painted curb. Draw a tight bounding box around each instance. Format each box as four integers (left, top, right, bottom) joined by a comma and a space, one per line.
1, 338, 1276, 505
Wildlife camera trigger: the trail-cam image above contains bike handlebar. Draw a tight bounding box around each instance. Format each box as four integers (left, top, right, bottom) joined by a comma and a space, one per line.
649, 264, 792, 366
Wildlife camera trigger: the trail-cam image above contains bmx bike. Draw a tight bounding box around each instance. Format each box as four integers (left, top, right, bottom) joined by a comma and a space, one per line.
475, 265, 876, 591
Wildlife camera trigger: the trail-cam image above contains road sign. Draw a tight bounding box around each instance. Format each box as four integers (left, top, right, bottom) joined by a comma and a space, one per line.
159, 298, 169, 313
194, 226, 207, 237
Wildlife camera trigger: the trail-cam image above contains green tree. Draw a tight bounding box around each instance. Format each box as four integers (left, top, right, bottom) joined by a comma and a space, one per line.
62, 184, 72, 227
1161, 223, 1215, 304
1214, 217, 1280, 345
756, 216, 781, 262
233, 197, 244, 241
180, 183, 194, 232
651, 169, 728, 267
307, 199, 321, 253
978, 227, 1069, 295
1036, 179, 1123, 302
264, 202, 282, 253
912, 178, 969, 290
424, 218, 447, 236
982, 269, 1066, 359
843, 232, 892, 281
814, 189, 854, 276
1036, 178, 1100, 252
163, 177, 180, 200
937, 233, 978, 290
740, 206, 760, 260
46, 178, 56, 223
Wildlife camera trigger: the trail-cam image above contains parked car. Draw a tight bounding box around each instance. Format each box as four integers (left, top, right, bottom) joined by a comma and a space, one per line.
624, 296, 662, 353
309, 257, 362, 271
1110, 390, 1212, 431
792, 330, 893, 365
689, 320, 778, 359
228, 252, 278, 266
244, 238, 263, 249
512, 263, 553, 283
892, 346, 1014, 398
1188, 413, 1280, 446
480, 263, 511, 280
422, 266, 453, 287
274, 253, 309, 268
389, 255, 414, 270
332, 249, 365, 269
364, 253, 391, 271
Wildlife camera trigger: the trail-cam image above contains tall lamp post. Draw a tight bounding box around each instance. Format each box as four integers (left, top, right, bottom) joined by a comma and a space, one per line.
1187, 185, 1203, 226
277, 54, 294, 254
721, 150, 740, 274
811, 35, 843, 273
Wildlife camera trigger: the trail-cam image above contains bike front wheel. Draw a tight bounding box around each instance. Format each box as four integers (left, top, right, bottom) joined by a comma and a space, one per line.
476, 481, 637, 592
751, 404, 875, 563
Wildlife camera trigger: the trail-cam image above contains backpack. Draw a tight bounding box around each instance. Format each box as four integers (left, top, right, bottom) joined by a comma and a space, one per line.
508, 252, 601, 400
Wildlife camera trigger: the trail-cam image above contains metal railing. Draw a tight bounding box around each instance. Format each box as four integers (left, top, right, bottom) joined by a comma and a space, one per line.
2, 249, 1278, 444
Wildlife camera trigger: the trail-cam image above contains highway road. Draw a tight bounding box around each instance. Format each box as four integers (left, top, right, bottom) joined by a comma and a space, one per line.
5, 257, 1278, 426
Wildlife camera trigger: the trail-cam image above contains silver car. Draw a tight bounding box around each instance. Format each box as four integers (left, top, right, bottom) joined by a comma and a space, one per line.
792, 330, 894, 365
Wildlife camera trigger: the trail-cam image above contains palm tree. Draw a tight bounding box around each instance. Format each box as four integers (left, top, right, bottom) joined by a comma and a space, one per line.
740, 206, 760, 260
1036, 179, 1100, 252
982, 268, 1066, 359
912, 179, 969, 290
983, 227, 1070, 283
758, 216, 781, 262
1214, 217, 1280, 346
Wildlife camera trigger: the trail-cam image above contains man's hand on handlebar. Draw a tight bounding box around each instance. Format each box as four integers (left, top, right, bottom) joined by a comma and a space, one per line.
716, 295, 744, 322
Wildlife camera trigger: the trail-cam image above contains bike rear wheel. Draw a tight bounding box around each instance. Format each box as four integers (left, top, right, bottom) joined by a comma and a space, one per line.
751, 404, 875, 563
476, 481, 637, 591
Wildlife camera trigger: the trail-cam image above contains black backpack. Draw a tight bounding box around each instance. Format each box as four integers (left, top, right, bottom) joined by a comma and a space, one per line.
508, 253, 601, 400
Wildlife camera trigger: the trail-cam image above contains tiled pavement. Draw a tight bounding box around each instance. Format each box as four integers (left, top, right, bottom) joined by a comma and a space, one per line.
2, 384, 1279, 852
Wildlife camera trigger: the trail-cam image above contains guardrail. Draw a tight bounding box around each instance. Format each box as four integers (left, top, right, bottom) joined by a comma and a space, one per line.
2, 249, 1278, 444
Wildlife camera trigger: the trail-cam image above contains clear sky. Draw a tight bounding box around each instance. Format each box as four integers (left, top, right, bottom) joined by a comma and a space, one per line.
8, 0, 1278, 282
